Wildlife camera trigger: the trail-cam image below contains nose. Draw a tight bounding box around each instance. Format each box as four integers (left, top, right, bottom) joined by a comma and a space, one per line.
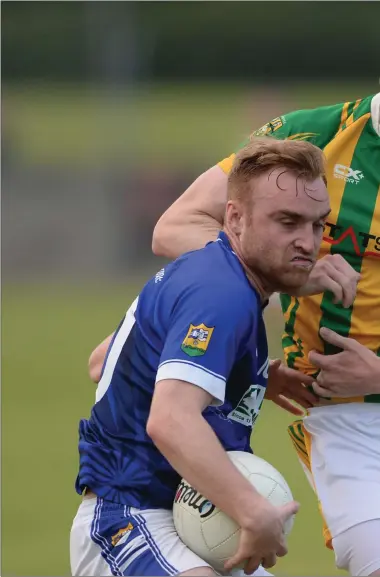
293, 225, 316, 255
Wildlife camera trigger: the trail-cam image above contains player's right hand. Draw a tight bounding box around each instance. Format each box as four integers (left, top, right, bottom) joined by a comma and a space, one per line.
224, 499, 300, 574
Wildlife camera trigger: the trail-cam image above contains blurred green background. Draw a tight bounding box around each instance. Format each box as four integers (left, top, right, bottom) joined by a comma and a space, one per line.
3, 1, 379, 575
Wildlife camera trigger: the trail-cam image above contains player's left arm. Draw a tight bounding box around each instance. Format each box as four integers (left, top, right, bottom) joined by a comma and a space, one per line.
309, 327, 380, 397
88, 333, 114, 383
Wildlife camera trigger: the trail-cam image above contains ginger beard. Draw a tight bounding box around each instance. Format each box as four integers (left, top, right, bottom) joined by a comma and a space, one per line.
230, 168, 330, 295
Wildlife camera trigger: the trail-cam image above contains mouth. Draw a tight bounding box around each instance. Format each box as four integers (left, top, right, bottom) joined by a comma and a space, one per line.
291, 256, 314, 268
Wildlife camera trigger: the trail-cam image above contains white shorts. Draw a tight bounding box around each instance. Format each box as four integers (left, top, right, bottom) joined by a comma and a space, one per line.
70, 497, 211, 576
289, 403, 380, 574
70, 497, 274, 577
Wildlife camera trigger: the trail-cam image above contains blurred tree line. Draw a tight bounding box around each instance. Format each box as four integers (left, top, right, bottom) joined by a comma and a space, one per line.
3, 1, 379, 84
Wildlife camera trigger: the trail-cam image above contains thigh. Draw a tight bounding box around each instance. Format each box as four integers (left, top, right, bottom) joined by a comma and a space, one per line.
304, 404, 380, 541
71, 497, 212, 576
333, 520, 380, 576
70, 498, 114, 576
126, 506, 212, 576
288, 419, 333, 549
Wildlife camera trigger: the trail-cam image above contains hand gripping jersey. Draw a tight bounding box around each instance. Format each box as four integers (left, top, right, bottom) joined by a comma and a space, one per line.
75, 232, 269, 509
219, 93, 380, 405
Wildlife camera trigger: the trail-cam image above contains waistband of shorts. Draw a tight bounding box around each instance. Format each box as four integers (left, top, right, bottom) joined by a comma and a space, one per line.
308, 402, 380, 417
83, 488, 97, 500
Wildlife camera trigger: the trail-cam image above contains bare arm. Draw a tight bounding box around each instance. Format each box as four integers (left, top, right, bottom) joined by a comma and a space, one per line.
147, 378, 298, 571
152, 165, 228, 259
88, 333, 114, 383
146, 378, 263, 527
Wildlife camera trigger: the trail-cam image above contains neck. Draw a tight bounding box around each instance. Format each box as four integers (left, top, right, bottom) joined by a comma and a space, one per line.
223, 227, 272, 304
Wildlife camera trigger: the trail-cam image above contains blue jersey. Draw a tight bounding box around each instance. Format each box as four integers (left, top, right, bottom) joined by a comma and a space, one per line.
76, 232, 269, 509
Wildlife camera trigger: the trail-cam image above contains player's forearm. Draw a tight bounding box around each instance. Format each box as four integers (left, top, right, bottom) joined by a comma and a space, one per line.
148, 408, 263, 528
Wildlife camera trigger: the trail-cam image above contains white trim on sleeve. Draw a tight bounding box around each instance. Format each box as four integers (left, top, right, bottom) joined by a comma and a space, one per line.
156, 359, 226, 406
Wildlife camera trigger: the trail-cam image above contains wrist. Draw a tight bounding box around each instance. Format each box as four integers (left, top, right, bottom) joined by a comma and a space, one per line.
234, 490, 268, 529
366, 355, 380, 395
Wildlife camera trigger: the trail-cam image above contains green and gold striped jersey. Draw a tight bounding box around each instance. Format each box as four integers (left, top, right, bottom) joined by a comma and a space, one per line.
218, 93, 380, 404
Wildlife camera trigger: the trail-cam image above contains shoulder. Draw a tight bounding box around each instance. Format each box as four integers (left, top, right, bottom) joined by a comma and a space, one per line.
252, 100, 348, 149
350, 94, 378, 128
218, 99, 352, 175
163, 243, 258, 317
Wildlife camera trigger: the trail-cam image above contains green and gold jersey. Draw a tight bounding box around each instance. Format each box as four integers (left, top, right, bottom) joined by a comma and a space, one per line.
218, 94, 380, 404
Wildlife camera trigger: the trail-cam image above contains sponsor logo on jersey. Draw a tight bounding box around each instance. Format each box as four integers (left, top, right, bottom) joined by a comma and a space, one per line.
228, 382, 267, 427
155, 268, 165, 283
323, 222, 380, 258
333, 164, 364, 184
181, 323, 214, 357
174, 480, 215, 518
111, 523, 133, 547
251, 116, 284, 138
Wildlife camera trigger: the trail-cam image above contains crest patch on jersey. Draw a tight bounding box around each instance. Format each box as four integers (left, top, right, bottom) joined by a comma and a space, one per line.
181, 323, 214, 357
111, 523, 133, 547
251, 116, 283, 138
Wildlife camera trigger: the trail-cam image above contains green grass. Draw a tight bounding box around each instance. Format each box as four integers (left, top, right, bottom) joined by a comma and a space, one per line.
2, 284, 344, 576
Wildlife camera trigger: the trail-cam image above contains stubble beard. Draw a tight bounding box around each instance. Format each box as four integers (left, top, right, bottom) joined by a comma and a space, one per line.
245, 250, 312, 294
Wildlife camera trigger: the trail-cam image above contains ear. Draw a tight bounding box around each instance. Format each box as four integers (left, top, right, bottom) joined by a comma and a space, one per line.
225, 201, 243, 236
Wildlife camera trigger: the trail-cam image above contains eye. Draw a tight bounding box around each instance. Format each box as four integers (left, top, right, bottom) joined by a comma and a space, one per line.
281, 220, 296, 228
314, 222, 325, 230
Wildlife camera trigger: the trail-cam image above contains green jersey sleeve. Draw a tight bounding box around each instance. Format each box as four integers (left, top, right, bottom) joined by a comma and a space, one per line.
217, 100, 347, 175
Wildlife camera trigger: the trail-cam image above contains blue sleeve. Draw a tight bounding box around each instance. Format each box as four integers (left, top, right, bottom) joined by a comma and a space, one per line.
155, 280, 255, 405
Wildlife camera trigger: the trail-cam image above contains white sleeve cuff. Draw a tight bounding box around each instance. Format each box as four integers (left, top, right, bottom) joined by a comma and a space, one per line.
156, 359, 226, 406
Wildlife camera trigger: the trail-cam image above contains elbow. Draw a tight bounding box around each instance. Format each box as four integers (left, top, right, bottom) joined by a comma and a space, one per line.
152, 217, 171, 257
151, 222, 165, 257
146, 412, 166, 445
146, 408, 180, 452
88, 352, 102, 384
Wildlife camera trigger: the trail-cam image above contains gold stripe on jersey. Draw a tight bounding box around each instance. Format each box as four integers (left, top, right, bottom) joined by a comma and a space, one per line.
287, 132, 318, 141
218, 153, 235, 175
336, 101, 350, 136
352, 98, 361, 113
349, 185, 380, 351
336, 99, 361, 136
345, 99, 362, 130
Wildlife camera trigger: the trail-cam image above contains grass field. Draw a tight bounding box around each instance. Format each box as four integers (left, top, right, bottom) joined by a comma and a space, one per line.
2, 282, 344, 576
